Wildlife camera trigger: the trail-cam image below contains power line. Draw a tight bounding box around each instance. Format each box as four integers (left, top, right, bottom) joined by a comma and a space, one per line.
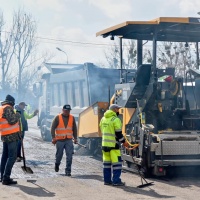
37, 36, 111, 47
36, 38, 108, 48
1, 30, 113, 47
1, 30, 198, 50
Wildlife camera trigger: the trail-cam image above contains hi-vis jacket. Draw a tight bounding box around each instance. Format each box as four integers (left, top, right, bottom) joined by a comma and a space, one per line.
0, 104, 20, 136
55, 114, 74, 140
100, 110, 123, 148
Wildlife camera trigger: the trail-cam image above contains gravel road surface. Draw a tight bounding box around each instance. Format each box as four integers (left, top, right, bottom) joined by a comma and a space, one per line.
1, 118, 200, 200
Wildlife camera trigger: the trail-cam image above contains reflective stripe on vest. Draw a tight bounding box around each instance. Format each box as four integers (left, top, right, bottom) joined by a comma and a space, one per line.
100, 116, 121, 148
55, 114, 73, 140
102, 132, 116, 144
0, 104, 20, 136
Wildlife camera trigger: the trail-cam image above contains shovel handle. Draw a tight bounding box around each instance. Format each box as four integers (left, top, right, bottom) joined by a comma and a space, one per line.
21, 136, 26, 168
18, 121, 26, 168
77, 143, 87, 148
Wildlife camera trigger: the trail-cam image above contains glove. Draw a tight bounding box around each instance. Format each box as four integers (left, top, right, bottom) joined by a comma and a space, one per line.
34, 109, 39, 116
52, 138, 57, 145
123, 141, 129, 148
16, 110, 21, 114
73, 139, 78, 144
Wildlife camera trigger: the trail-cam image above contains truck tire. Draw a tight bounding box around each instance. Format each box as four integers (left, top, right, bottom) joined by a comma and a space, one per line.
87, 138, 102, 156
79, 137, 88, 145
87, 139, 96, 153
37, 112, 45, 127
40, 119, 52, 142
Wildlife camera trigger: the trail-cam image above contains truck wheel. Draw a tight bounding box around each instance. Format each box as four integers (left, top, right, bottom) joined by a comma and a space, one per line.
37, 112, 45, 127
87, 139, 95, 153
79, 137, 88, 145
41, 119, 51, 142
87, 139, 101, 156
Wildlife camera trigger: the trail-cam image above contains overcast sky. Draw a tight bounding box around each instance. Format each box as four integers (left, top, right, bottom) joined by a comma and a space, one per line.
0, 0, 200, 66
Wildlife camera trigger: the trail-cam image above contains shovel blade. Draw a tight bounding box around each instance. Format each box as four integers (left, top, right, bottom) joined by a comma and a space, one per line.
137, 182, 154, 188
21, 166, 34, 174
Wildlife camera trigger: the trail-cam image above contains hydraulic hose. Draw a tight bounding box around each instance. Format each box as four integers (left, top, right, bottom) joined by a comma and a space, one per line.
124, 131, 139, 149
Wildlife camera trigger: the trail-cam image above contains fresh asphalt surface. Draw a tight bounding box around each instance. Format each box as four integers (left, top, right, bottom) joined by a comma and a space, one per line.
0, 118, 200, 199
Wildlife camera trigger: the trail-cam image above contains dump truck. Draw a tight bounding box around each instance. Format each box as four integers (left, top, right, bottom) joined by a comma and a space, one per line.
33, 62, 131, 141
78, 17, 200, 177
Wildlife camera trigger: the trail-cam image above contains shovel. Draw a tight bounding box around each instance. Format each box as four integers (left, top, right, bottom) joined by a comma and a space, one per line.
21, 137, 34, 174
18, 122, 33, 174
73, 139, 87, 148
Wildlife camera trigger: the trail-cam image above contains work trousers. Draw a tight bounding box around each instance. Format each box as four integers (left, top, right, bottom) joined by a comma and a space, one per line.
102, 149, 122, 184
0, 140, 18, 181
55, 139, 74, 174
17, 131, 25, 157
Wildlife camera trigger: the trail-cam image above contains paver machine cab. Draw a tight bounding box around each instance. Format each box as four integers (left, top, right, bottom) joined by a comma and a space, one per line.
97, 17, 200, 176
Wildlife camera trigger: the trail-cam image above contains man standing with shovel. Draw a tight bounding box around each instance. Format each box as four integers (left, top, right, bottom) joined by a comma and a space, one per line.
0, 95, 21, 185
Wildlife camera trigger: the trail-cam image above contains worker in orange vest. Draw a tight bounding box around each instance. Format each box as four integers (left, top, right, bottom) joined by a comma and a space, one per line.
0, 94, 21, 185
51, 104, 78, 176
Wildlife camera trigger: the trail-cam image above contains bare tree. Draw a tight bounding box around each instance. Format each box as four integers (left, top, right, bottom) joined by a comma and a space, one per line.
157, 42, 197, 78
104, 38, 199, 80
104, 39, 137, 69
0, 11, 18, 94
11, 9, 37, 100
0, 9, 40, 101
104, 43, 120, 69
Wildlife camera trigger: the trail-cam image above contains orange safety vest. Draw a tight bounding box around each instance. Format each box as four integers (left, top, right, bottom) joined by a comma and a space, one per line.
55, 114, 74, 140
0, 104, 20, 136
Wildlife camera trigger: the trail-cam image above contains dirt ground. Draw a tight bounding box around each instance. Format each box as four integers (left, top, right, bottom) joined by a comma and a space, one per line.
1, 118, 200, 200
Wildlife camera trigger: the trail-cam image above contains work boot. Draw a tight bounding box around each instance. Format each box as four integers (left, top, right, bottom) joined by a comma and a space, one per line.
112, 182, 125, 186
65, 173, 71, 176
1, 178, 13, 182
19, 156, 23, 160
16, 157, 21, 162
55, 164, 59, 172
2, 179, 17, 185
104, 182, 112, 185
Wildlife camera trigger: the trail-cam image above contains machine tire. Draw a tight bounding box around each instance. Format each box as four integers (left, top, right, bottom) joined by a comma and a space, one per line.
40, 119, 52, 142
83, 138, 101, 156
79, 137, 88, 145
87, 139, 96, 153
166, 167, 176, 178
37, 111, 45, 127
